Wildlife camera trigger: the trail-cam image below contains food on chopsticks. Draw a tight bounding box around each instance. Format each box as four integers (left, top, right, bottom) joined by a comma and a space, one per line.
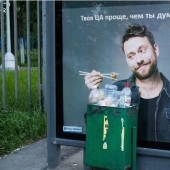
110, 72, 117, 80
101, 72, 118, 80
79, 71, 118, 80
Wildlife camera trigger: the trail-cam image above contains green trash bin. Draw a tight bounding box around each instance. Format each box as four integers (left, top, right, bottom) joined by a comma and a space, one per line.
85, 104, 139, 170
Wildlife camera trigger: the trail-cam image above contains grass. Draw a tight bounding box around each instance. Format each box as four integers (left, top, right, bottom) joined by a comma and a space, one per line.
0, 111, 46, 156
0, 69, 46, 156
0, 69, 40, 112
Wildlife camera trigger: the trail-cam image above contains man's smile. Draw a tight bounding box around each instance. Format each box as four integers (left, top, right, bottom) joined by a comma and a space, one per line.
135, 62, 149, 71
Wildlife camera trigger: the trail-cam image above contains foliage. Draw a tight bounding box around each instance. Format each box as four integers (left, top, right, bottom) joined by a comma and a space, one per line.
0, 69, 46, 156
0, 111, 46, 156
0, 1, 38, 44
0, 1, 44, 156
17, 1, 38, 40
0, 69, 40, 112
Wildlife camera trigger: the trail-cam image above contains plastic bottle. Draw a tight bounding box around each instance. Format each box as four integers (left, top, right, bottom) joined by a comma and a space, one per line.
105, 84, 118, 97
119, 91, 125, 107
119, 83, 131, 107
105, 84, 118, 91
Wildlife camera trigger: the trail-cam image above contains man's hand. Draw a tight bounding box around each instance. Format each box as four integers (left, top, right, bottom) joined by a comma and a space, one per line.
84, 70, 103, 90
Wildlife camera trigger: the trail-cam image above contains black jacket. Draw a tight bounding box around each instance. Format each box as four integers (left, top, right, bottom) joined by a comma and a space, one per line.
114, 73, 170, 142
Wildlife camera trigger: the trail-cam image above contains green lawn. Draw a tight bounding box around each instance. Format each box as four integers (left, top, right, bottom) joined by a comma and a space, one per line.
0, 69, 46, 156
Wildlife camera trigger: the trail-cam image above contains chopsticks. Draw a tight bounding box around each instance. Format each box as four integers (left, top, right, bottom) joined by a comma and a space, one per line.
102, 73, 119, 76
79, 71, 118, 80
79, 71, 89, 75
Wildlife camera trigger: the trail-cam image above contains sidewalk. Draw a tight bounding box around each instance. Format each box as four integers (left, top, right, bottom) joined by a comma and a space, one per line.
0, 138, 84, 170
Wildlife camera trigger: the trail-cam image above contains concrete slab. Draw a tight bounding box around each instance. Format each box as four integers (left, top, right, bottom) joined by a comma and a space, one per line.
0, 138, 84, 170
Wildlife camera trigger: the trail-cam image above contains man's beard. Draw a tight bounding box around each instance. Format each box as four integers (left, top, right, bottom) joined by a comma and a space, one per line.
133, 62, 157, 80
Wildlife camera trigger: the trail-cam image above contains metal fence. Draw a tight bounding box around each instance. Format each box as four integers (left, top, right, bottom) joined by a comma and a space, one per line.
0, 0, 43, 112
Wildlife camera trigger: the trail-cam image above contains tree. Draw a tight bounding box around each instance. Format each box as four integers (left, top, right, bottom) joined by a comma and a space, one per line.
17, 1, 37, 41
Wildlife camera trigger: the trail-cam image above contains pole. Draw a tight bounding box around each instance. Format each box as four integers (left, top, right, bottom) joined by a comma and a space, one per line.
42, 1, 61, 168
1, 0, 6, 108
6, 0, 11, 52
26, 0, 31, 106
13, 1, 19, 101
4, 0, 16, 70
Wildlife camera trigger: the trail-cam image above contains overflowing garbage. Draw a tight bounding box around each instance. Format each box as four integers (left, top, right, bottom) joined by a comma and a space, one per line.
88, 83, 132, 107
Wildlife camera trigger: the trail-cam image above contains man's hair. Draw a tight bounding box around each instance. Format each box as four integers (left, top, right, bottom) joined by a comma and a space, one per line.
122, 23, 155, 52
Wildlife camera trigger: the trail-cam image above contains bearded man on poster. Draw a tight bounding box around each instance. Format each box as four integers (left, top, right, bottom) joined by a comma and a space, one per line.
85, 23, 170, 143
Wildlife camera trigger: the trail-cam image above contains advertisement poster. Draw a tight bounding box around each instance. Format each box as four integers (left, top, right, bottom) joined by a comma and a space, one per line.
60, 2, 170, 146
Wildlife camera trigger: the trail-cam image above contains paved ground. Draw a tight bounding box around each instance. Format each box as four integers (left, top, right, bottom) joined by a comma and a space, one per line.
0, 138, 86, 170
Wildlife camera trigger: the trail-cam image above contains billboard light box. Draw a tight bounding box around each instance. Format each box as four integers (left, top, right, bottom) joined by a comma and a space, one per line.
55, 1, 170, 152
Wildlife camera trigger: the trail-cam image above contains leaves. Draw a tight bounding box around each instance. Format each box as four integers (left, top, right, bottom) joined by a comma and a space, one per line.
16, 1, 38, 39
